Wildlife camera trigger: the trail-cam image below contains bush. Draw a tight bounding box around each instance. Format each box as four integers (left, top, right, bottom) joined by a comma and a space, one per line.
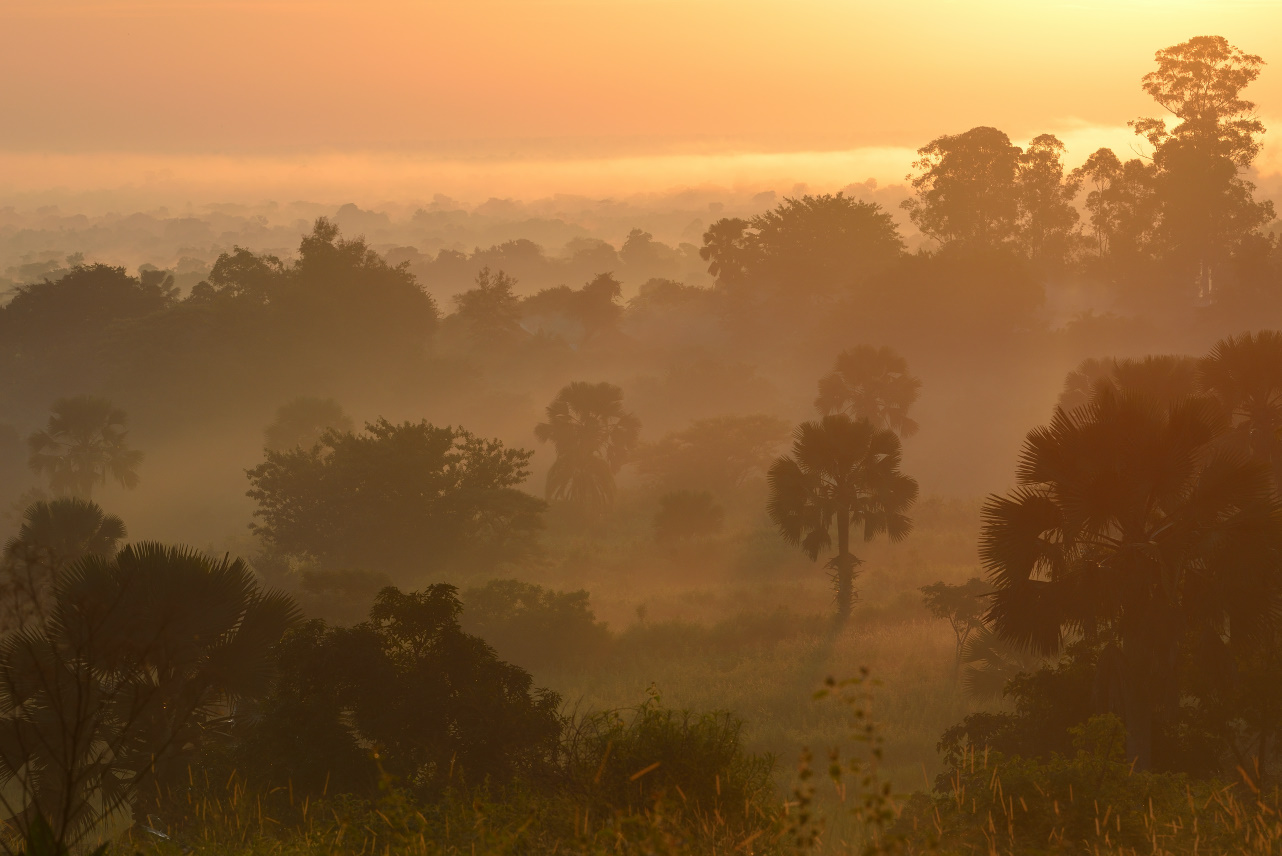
461, 578, 613, 673
561, 692, 777, 836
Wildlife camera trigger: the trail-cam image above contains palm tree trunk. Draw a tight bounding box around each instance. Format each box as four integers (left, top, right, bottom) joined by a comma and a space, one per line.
834, 513, 856, 625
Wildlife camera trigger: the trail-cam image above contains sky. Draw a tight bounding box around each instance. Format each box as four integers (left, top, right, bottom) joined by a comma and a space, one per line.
2, 0, 1281, 204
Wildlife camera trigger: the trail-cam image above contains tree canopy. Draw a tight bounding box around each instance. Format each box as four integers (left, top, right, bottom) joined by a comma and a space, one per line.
246, 419, 545, 578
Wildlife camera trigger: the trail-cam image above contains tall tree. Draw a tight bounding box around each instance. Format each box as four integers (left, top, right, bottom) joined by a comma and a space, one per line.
534, 382, 640, 513
903, 126, 1023, 247
815, 345, 923, 437
27, 396, 143, 500
1132, 36, 1274, 299
981, 387, 1282, 769
766, 415, 918, 623
1015, 134, 1081, 265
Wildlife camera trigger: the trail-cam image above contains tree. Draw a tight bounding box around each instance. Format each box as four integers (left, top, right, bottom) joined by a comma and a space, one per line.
1198, 330, 1282, 483
262, 397, 353, 452
903, 126, 1023, 247
1071, 148, 1125, 258
27, 397, 143, 500
766, 415, 918, 623
452, 267, 524, 347
980, 387, 1282, 769
920, 578, 991, 667
235, 585, 562, 797
534, 382, 640, 514
1132, 37, 1274, 299
1015, 134, 1081, 265
0, 543, 299, 844
247, 419, 545, 577
700, 196, 903, 300
652, 490, 725, 544
1, 498, 125, 632
815, 345, 923, 437
1056, 355, 1198, 413
633, 414, 789, 494
698, 218, 751, 284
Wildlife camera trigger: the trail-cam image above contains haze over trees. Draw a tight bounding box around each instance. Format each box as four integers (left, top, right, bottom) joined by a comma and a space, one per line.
2, 31, 1282, 856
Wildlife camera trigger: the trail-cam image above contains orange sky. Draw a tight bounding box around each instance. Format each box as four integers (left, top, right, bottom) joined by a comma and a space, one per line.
2, 0, 1280, 202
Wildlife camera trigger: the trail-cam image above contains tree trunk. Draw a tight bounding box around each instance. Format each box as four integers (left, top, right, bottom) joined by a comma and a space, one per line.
833, 513, 857, 625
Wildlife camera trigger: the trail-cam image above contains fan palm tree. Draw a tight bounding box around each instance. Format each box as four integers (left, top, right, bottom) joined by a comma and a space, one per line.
27, 397, 143, 500
0, 543, 300, 845
981, 387, 1282, 769
1198, 330, 1282, 480
1, 498, 126, 631
767, 414, 918, 624
534, 382, 640, 514
815, 346, 923, 437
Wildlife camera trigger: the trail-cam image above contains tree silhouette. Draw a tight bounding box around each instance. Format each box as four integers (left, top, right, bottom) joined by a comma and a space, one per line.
903, 126, 1023, 247
1, 498, 125, 632
452, 267, 524, 347
1198, 330, 1282, 482
1015, 134, 1081, 265
27, 397, 143, 500
0, 543, 299, 845
534, 382, 640, 514
815, 345, 923, 437
981, 387, 1282, 769
1132, 37, 1275, 299
767, 415, 918, 623
248, 419, 544, 577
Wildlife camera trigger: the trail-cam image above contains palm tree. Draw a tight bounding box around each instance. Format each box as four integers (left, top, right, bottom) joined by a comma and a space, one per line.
1, 498, 126, 631
27, 396, 143, 500
815, 345, 923, 437
767, 414, 918, 623
534, 382, 640, 514
981, 387, 1282, 769
1198, 330, 1282, 480
0, 543, 300, 844
1056, 355, 1198, 414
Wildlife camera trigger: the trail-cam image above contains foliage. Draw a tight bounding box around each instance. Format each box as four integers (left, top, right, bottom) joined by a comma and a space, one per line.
451, 267, 524, 348
767, 415, 918, 622
816, 346, 922, 437
534, 382, 640, 514
232, 585, 562, 799
460, 578, 612, 673
919, 577, 989, 665
246, 419, 545, 578
981, 385, 1282, 768
701, 194, 903, 303
561, 690, 777, 836
900, 714, 1272, 855
0, 498, 125, 633
0, 543, 299, 847
26, 396, 143, 500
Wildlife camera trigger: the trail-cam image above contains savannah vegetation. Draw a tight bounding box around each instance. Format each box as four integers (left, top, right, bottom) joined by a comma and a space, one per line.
2, 36, 1282, 855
